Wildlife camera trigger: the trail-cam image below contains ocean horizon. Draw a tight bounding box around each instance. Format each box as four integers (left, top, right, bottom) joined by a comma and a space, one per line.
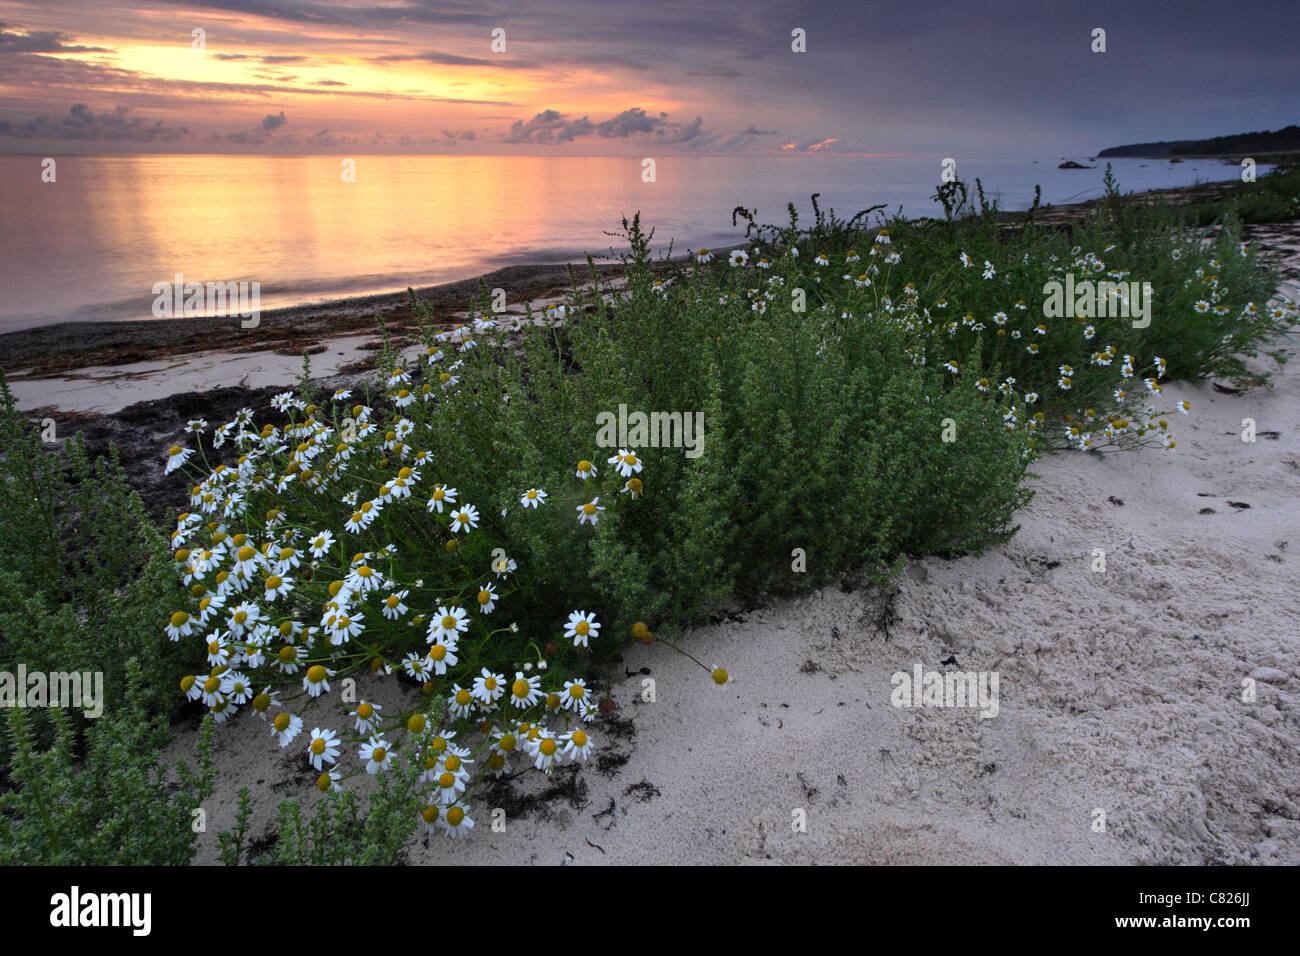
0, 153, 1258, 332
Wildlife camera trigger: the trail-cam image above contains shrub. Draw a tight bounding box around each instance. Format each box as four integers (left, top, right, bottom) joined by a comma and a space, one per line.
156, 209, 1041, 844
0, 661, 216, 865
0, 377, 194, 734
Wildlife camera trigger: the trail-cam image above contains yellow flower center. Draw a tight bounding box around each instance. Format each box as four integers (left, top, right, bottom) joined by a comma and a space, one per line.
455, 689, 472, 706
582, 503, 597, 515
478, 590, 491, 605
307, 665, 326, 684
512, 678, 530, 698
311, 738, 326, 755
540, 739, 557, 756
576, 621, 590, 636
273, 713, 290, 731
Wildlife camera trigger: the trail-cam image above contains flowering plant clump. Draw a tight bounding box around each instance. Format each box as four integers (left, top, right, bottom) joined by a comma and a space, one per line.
162, 346, 672, 838
724, 177, 1294, 458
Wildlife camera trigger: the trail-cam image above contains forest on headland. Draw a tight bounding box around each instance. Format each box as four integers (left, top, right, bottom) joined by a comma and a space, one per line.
1099, 125, 1300, 158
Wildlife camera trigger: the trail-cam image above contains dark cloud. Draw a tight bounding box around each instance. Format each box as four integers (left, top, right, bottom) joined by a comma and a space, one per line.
503, 107, 707, 144
260, 110, 287, 131
0, 25, 110, 54
214, 53, 306, 63
0, 102, 188, 141
371, 50, 535, 68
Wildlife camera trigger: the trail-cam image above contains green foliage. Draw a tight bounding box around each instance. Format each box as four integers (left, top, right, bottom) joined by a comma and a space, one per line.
224, 750, 422, 865
0, 376, 195, 744
0, 660, 216, 865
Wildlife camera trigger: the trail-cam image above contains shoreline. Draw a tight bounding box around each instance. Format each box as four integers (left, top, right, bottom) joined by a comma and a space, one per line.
0, 175, 1268, 379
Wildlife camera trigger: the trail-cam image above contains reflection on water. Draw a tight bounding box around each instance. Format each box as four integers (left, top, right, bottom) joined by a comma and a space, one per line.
0, 153, 1253, 330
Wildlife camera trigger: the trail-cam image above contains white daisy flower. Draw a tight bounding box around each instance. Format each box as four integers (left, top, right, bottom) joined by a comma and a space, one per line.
429, 606, 469, 642
472, 668, 506, 705
426, 485, 457, 514
439, 804, 474, 838
509, 671, 541, 709
577, 497, 605, 525
303, 664, 333, 698
351, 700, 382, 735
164, 444, 194, 475
306, 727, 341, 770
611, 449, 642, 477
272, 712, 304, 747
562, 728, 593, 762
565, 610, 601, 648
359, 735, 393, 773
449, 505, 479, 534
381, 590, 409, 621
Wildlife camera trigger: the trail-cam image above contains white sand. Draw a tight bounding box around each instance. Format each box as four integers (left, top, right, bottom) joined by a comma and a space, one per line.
160, 234, 1300, 865
7, 293, 587, 416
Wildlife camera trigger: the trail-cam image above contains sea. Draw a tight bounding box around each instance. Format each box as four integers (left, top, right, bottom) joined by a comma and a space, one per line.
0, 153, 1259, 332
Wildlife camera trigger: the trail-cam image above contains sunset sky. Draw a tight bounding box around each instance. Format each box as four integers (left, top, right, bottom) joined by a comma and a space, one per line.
1, 0, 1296, 157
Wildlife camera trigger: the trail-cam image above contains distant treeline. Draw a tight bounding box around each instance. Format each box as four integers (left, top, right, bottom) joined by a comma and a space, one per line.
1098, 125, 1300, 158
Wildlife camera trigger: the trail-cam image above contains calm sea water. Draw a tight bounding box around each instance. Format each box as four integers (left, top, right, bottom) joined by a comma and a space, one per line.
0, 154, 1256, 331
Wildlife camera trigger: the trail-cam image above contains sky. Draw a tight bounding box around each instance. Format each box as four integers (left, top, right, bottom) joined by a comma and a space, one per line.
0, 0, 1296, 157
